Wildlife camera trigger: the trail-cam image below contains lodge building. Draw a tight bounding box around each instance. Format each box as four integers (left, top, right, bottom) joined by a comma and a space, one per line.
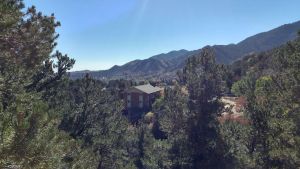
124, 84, 163, 110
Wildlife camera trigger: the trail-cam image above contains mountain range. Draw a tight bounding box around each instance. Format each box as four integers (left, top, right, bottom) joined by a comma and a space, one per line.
70, 20, 300, 80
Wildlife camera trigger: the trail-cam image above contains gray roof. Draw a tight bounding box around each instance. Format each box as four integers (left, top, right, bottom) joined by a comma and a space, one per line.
133, 84, 163, 94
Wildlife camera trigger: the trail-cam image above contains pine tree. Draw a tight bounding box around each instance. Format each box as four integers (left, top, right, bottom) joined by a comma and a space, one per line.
229, 36, 300, 168
155, 86, 192, 168
0, 1, 92, 168
59, 74, 133, 168
183, 47, 231, 169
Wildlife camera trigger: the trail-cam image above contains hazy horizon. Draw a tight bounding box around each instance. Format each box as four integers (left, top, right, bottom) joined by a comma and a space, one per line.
24, 0, 300, 71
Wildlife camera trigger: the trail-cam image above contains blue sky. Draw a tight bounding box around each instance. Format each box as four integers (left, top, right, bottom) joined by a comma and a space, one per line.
24, 0, 300, 71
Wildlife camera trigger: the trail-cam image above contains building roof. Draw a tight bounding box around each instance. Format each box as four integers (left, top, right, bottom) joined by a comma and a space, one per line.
132, 84, 163, 94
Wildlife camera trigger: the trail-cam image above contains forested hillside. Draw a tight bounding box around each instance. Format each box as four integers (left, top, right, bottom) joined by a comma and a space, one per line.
0, 0, 299, 168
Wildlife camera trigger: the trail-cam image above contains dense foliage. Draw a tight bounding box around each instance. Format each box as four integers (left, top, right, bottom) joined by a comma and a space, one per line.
0, 0, 96, 168
0, 0, 299, 168
228, 35, 300, 168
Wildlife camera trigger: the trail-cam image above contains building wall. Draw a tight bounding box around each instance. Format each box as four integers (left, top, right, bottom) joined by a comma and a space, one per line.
125, 91, 160, 110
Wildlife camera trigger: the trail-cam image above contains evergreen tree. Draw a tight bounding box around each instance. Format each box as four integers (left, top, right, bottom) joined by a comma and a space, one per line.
155, 86, 191, 168
229, 36, 300, 168
0, 1, 95, 168
60, 74, 134, 168
183, 47, 231, 169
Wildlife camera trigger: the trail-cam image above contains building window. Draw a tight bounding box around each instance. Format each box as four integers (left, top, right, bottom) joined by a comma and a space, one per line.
139, 95, 143, 108
127, 100, 131, 108
127, 94, 131, 100
127, 94, 132, 108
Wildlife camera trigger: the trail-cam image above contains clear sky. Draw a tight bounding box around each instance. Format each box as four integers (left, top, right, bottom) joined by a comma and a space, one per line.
24, 0, 300, 71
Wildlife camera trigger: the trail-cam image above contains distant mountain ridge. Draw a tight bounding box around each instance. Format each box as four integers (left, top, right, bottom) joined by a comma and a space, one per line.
71, 20, 300, 80
213, 21, 300, 63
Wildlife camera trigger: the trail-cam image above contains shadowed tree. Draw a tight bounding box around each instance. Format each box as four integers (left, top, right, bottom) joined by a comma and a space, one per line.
183, 47, 232, 169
